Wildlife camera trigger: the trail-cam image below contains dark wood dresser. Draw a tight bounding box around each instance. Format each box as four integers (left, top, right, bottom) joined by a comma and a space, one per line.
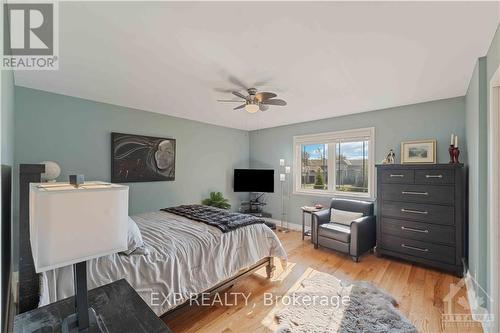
376, 164, 466, 276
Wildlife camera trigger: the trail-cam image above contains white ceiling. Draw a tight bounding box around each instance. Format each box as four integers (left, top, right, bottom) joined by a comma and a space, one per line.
14, 1, 500, 130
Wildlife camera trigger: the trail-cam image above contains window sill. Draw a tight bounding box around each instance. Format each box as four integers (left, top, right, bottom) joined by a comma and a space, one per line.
293, 189, 375, 202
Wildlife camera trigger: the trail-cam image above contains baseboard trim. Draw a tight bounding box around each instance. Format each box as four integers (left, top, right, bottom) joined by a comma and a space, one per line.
464, 270, 491, 332
265, 218, 302, 232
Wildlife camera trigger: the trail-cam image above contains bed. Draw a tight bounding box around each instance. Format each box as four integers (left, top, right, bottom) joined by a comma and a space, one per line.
18, 165, 287, 316
36, 210, 287, 316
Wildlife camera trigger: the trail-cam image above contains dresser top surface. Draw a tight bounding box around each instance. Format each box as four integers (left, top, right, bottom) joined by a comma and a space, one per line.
376, 164, 464, 169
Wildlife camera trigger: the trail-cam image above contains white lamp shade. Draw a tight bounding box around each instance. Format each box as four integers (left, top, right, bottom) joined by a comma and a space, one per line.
29, 182, 129, 273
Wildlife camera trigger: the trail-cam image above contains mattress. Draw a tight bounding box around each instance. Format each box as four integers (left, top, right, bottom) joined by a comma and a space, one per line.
39, 211, 287, 316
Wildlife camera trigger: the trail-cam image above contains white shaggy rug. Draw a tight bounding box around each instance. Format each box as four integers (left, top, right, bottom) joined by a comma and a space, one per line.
275, 272, 417, 333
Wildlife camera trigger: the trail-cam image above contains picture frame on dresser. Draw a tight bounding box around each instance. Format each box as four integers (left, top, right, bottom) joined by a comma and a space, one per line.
375, 164, 466, 277
400, 139, 436, 164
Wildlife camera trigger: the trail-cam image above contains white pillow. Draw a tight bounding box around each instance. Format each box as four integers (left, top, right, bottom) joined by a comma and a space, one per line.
121, 217, 145, 255
330, 209, 363, 226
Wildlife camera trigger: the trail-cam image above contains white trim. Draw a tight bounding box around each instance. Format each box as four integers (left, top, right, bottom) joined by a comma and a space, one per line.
293, 127, 375, 144
265, 218, 302, 232
292, 127, 375, 200
465, 270, 491, 330
488, 65, 500, 333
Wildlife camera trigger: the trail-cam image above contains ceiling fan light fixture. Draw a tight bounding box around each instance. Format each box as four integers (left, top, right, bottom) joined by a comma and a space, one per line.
245, 103, 260, 113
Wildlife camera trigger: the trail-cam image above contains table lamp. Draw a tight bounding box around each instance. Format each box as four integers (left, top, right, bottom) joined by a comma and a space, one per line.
29, 181, 129, 332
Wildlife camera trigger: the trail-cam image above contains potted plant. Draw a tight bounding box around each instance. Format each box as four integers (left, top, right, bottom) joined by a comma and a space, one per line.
202, 191, 231, 210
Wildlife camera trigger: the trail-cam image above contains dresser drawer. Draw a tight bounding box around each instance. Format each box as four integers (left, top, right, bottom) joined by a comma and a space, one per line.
381, 218, 455, 245
381, 201, 455, 225
380, 184, 454, 205
415, 169, 454, 185
379, 235, 455, 265
379, 169, 414, 184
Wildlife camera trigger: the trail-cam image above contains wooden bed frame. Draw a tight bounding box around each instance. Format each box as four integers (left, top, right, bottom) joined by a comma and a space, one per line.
161, 256, 274, 320
18, 164, 276, 316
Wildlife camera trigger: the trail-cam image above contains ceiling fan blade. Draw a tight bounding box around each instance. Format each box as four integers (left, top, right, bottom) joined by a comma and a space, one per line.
253, 78, 272, 86
228, 76, 248, 90
259, 104, 269, 111
214, 88, 234, 93
232, 91, 247, 100
233, 104, 246, 110
261, 99, 287, 106
217, 99, 243, 103
255, 92, 277, 102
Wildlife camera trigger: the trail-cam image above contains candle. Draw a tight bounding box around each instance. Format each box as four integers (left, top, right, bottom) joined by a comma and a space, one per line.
454, 135, 458, 148
280, 173, 286, 182
285, 166, 291, 174
279, 159, 285, 166
451, 133, 454, 145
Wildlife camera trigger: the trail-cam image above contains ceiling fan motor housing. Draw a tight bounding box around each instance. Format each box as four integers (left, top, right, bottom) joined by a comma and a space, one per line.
217, 86, 287, 112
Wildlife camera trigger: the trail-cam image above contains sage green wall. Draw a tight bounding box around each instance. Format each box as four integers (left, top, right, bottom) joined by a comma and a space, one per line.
0, 0, 14, 167
249, 97, 466, 226
14, 87, 249, 215
0, 0, 16, 315
1, 69, 14, 167
465, 23, 500, 312
465, 57, 488, 297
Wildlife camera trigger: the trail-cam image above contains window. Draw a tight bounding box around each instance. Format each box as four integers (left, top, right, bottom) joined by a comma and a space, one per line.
293, 127, 375, 199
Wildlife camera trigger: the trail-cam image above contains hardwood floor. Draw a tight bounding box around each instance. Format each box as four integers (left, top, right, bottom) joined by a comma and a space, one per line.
164, 230, 482, 333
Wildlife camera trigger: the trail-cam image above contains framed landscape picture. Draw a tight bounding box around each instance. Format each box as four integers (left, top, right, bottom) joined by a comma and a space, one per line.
401, 139, 436, 164
111, 132, 176, 183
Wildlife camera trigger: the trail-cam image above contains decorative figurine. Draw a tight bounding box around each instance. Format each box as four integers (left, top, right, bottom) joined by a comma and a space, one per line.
383, 149, 396, 164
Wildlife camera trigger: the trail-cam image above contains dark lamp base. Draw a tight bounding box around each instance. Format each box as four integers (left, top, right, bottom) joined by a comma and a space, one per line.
62, 307, 107, 333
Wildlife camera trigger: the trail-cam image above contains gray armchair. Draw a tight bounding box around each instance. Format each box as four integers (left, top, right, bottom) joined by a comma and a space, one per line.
312, 198, 376, 262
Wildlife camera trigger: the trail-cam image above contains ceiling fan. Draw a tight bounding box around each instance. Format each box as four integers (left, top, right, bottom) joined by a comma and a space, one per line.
217, 87, 287, 113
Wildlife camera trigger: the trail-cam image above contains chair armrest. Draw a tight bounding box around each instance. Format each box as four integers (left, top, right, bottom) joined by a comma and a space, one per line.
311, 209, 330, 246
312, 209, 330, 225
350, 215, 376, 257
351, 215, 374, 225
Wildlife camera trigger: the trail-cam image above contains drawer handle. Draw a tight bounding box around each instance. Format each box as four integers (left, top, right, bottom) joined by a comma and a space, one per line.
402, 191, 428, 196
426, 174, 443, 179
401, 226, 429, 233
401, 244, 429, 252
401, 208, 428, 215
390, 174, 404, 178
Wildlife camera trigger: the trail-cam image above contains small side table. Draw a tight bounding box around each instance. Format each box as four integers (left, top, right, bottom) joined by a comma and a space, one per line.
14, 279, 171, 333
301, 207, 321, 240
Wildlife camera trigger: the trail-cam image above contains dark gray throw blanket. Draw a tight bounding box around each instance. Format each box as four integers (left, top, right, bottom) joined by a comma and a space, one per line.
161, 204, 265, 233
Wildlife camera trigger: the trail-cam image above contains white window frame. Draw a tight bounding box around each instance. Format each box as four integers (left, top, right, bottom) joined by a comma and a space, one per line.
293, 127, 375, 200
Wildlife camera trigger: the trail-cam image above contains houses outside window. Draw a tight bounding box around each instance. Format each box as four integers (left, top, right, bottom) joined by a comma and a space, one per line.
293, 127, 375, 199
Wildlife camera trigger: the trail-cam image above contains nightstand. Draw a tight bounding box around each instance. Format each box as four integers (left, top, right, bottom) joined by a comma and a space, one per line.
14, 279, 172, 333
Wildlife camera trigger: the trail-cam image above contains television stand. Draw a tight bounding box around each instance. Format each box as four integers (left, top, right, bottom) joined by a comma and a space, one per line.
245, 211, 272, 219
240, 201, 266, 213
240, 203, 275, 230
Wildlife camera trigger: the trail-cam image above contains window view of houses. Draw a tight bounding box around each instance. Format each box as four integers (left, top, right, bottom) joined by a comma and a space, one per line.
300, 140, 369, 193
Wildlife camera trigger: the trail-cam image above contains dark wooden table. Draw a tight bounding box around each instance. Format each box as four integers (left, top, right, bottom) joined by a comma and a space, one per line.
14, 279, 172, 333
301, 207, 321, 240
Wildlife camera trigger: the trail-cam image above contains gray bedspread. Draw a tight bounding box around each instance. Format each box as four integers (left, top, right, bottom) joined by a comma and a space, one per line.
161, 204, 264, 232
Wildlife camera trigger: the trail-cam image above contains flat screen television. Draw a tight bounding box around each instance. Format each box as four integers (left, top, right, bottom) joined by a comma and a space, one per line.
234, 169, 274, 193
